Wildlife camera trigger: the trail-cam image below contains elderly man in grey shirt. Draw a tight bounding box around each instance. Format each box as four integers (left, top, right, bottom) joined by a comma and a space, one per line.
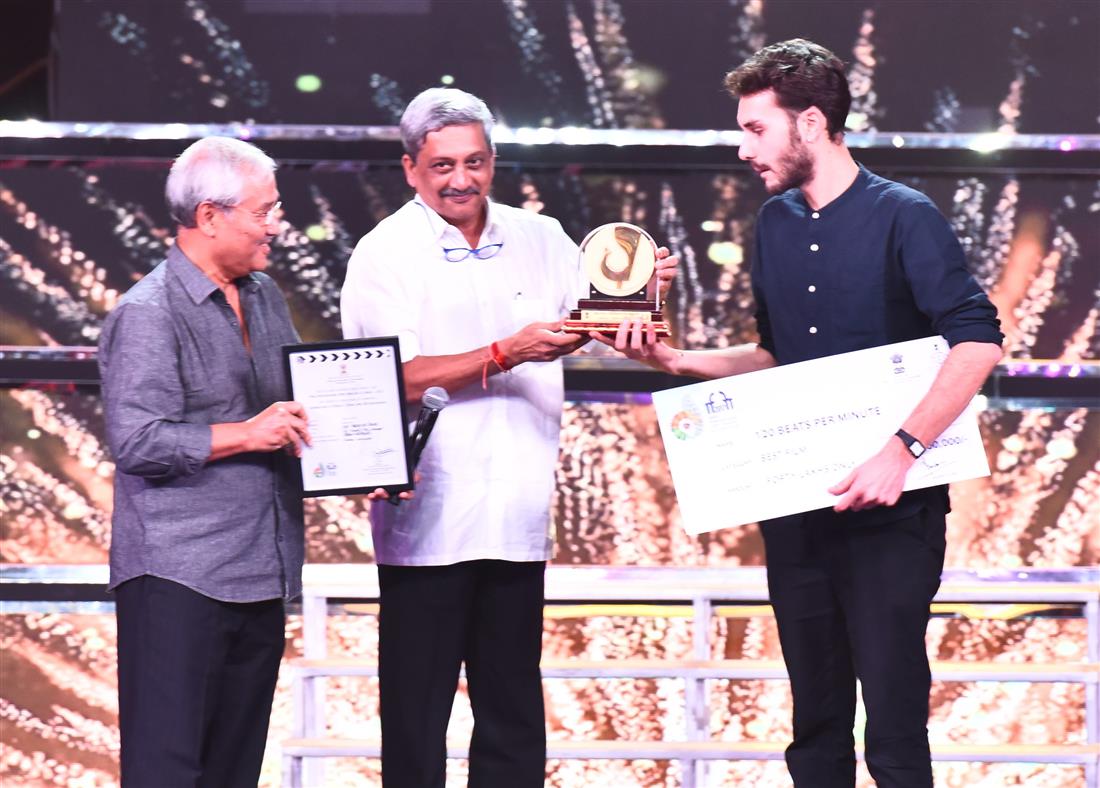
98, 136, 311, 787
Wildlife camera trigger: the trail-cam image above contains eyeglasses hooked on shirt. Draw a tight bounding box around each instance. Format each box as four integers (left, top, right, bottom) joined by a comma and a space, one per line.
442, 243, 504, 263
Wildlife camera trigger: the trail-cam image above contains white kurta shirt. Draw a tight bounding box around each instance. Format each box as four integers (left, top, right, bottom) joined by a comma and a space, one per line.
340, 195, 585, 566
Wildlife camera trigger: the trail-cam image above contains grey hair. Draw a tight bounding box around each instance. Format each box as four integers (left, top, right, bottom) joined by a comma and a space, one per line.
400, 88, 495, 161
166, 137, 277, 228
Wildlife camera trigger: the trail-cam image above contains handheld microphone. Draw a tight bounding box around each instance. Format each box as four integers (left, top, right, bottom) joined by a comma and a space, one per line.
408, 386, 449, 469
388, 387, 449, 507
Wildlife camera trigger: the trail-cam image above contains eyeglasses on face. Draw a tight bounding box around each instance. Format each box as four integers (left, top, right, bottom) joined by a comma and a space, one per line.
442, 242, 503, 263
218, 200, 282, 225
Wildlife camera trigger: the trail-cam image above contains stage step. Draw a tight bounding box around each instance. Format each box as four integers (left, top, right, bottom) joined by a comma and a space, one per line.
289, 656, 1100, 683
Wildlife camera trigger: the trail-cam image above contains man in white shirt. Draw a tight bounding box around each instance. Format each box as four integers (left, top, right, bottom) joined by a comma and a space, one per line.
341, 88, 674, 788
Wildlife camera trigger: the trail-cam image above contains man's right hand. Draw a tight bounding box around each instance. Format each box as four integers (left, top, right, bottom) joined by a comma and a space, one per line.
500, 321, 590, 365
245, 401, 311, 455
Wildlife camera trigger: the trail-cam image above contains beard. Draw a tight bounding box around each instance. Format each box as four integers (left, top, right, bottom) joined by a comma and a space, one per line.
765, 129, 815, 193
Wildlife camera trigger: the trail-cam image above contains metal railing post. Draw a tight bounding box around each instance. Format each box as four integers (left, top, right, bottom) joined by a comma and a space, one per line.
301, 590, 328, 788
684, 595, 713, 788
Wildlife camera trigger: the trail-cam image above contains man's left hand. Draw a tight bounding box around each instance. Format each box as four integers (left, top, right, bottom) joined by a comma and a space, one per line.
829, 436, 914, 512
366, 487, 415, 502
366, 470, 421, 502
655, 247, 678, 300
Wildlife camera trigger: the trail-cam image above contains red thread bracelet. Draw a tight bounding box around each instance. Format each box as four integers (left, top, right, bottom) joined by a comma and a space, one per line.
490, 341, 511, 371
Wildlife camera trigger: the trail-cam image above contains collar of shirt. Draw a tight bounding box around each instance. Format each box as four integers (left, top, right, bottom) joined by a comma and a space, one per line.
412, 193, 504, 249
791, 163, 871, 218
167, 244, 261, 305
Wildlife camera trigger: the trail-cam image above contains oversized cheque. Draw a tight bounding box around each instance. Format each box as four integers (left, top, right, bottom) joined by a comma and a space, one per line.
652, 336, 991, 534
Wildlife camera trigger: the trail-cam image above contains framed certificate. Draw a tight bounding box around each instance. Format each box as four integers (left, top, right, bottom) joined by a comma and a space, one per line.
283, 336, 413, 498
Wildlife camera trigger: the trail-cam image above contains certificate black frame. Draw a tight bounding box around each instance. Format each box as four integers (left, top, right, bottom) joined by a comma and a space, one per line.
282, 335, 413, 498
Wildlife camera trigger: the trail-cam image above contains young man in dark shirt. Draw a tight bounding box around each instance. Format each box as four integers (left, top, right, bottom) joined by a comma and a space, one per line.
596, 39, 1003, 788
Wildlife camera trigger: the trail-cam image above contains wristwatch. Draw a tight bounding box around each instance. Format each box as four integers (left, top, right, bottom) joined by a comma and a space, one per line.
895, 428, 926, 459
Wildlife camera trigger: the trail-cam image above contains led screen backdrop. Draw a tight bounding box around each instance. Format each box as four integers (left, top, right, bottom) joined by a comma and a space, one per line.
52, 0, 1099, 134
2, 165, 1098, 357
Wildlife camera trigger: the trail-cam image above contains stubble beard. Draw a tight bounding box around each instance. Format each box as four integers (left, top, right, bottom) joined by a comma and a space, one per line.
768, 129, 815, 194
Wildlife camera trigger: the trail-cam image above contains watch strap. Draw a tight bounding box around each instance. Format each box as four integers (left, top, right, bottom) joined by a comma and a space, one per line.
895, 428, 925, 458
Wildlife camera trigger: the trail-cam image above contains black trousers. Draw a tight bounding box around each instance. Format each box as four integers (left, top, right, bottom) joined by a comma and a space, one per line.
761, 504, 946, 788
115, 575, 285, 788
378, 559, 547, 788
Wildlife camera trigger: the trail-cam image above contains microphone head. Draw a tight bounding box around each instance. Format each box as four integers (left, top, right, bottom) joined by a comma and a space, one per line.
422, 386, 449, 410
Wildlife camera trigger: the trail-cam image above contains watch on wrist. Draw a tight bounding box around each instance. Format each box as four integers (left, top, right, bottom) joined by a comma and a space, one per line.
895, 428, 926, 459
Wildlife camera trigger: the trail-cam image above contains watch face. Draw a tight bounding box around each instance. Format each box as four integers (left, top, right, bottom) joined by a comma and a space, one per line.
911, 441, 926, 458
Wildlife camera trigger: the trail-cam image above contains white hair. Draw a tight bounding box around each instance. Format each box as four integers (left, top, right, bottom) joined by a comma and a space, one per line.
400, 88, 495, 161
166, 137, 277, 227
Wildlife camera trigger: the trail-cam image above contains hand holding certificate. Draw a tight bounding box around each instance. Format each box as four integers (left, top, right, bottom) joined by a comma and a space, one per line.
652, 336, 991, 534
283, 337, 413, 498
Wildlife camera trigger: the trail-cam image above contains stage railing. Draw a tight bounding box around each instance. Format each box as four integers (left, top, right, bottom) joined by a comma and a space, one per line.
284, 565, 1100, 788
2, 563, 1097, 787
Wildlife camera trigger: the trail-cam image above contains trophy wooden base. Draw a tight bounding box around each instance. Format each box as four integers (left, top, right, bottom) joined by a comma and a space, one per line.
562, 300, 671, 337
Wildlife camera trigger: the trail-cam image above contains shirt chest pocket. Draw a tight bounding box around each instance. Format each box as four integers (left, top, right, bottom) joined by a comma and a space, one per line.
178, 341, 249, 419
182, 384, 223, 417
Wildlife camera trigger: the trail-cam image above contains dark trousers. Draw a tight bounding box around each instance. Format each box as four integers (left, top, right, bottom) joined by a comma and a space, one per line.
115, 575, 285, 788
378, 559, 547, 788
761, 504, 946, 788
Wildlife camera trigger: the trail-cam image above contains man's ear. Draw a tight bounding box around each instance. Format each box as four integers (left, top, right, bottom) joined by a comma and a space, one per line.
194, 202, 221, 238
401, 154, 417, 190
797, 106, 827, 144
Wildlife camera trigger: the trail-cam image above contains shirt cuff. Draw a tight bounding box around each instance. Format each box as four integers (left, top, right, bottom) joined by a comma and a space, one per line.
940, 296, 1004, 348
942, 321, 1005, 348
176, 423, 212, 476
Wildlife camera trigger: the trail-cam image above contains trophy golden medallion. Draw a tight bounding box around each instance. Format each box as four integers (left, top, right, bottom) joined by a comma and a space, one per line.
562, 222, 671, 337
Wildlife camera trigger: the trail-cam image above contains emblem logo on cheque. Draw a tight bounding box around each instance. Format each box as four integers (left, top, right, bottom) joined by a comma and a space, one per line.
669, 406, 703, 440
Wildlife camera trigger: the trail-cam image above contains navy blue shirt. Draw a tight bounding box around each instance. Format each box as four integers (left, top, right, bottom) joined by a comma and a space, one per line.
750, 164, 1003, 523
99, 245, 305, 602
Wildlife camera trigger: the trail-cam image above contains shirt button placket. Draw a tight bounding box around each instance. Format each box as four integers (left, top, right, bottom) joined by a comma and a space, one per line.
807, 213, 822, 338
